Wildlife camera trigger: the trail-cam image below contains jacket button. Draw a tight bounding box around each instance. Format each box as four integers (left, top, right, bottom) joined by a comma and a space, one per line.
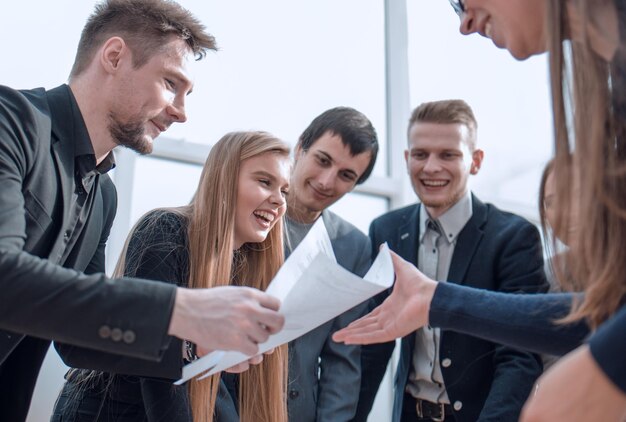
453, 401, 463, 411
122, 330, 136, 344
442, 358, 452, 368
288, 390, 299, 399
111, 328, 123, 342
98, 325, 111, 339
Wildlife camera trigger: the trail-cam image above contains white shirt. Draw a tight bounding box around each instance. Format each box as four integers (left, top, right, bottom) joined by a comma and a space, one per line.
405, 191, 473, 404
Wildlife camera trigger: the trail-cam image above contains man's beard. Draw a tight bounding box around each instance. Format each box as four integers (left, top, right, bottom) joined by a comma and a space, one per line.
108, 111, 153, 155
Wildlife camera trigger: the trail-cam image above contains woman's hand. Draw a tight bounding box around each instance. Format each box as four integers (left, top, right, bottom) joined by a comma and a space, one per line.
333, 250, 438, 344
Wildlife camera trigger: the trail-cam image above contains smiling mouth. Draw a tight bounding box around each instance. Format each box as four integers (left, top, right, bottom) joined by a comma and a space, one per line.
253, 210, 275, 229
308, 183, 332, 199
421, 180, 449, 188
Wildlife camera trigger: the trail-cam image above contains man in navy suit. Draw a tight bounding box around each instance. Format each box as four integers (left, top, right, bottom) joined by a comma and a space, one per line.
355, 99, 546, 422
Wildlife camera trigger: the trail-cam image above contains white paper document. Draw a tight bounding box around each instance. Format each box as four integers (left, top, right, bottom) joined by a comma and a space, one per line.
176, 219, 394, 384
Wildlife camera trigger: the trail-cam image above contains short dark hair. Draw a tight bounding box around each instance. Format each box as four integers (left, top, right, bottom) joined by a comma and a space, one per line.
70, 0, 217, 77
298, 107, 378, 184
408, 99, 478, 150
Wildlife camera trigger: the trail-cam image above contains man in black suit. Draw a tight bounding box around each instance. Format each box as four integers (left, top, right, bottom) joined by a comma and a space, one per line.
355, 99, 546, 422
0, 1, 284, 420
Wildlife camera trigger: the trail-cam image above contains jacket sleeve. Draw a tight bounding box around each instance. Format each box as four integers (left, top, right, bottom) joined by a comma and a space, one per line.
55, 211, 188, 379
0, 87, 176, 361
430, 285, 588, 355
316, 234, 371, 421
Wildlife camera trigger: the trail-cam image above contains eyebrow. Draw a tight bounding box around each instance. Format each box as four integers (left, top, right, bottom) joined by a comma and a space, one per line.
410, 147, 461, 154
251, 170, 289, 185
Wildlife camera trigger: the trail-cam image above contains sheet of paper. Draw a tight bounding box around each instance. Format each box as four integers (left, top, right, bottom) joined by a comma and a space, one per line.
265, 218, 336, 302
175, 222, 393, 384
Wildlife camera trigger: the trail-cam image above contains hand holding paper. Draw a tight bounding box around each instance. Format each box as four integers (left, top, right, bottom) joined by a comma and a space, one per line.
176, 219, 394, 384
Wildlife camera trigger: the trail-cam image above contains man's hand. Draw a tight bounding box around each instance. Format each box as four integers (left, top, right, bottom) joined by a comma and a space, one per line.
168, 286, 284, 356
521, 345, 626, 422
333, 250, 437, 345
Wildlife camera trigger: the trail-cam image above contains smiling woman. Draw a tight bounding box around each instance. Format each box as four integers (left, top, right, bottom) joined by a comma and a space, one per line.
52, 131, 291, 422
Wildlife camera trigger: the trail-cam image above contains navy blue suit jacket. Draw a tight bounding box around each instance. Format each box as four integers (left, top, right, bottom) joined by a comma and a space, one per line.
356, 195, 547, 422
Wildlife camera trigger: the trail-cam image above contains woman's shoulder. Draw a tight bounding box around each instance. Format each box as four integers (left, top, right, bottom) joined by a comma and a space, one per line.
134, 209, 188, 240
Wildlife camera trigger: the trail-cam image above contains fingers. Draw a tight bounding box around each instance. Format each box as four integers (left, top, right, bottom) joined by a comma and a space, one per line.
253, 307, 285, 335
251, 289, 282, 312
339, 329, 392, 345
333, 320, 391, 345
333, 310, 383, 343
224, 361, 250, 374
246, 289, 285, 335
196, 345, 211, 357
248, 354, 263, 365
224, 354, 265, 374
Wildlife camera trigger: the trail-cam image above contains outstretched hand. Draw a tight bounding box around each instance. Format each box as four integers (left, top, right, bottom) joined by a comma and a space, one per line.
169, 286, 285, 356
332, 250, 438, 345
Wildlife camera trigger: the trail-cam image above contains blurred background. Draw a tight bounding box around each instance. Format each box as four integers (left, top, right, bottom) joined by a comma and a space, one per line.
0, 1, 552, 420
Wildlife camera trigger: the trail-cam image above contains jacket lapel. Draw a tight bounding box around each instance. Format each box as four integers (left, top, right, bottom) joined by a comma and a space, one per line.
447, 195, 487, 284
46, 87, 76, 258
396, 205, 420, 265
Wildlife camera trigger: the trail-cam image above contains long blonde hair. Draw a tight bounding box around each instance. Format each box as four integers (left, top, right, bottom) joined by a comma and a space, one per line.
116, 131, 290, 422
546, 0, 626, 327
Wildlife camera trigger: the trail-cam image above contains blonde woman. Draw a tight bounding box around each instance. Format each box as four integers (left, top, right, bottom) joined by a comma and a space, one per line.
53, 131, 291, 422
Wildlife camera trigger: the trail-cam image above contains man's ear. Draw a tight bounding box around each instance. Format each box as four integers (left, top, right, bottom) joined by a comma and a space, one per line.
470, 149, 484, 175
99, 37, 128, 74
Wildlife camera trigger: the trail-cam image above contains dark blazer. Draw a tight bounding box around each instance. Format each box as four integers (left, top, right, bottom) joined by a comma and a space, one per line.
54, 210, 238, 422
0, 85, 176, 421
286, 210, 371, 422
357, 195, 547, 422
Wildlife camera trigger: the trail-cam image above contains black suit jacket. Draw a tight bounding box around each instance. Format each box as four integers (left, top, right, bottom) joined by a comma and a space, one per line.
0, 85, 177, 421
356, 195, 547, 422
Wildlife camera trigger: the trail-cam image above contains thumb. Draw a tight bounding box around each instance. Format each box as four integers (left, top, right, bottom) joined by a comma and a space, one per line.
389, 249, 409, 272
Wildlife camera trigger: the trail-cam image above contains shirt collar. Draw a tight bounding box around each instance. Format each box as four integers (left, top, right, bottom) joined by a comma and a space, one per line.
419, 190, 473, 244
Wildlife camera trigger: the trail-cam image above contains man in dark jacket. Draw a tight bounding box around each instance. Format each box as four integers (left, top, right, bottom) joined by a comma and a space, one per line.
355, 99, 546, 422
0, 1, 284, 420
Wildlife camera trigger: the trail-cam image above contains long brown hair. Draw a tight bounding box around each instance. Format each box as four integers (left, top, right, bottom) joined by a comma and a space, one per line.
115, 131, 290, 422
546, 0, 626, 327
187, 132, 289, 422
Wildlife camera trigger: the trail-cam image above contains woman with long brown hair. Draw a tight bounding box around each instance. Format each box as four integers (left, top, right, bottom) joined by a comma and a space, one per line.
53, 131, 291, 422
335, 1, 626, 421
